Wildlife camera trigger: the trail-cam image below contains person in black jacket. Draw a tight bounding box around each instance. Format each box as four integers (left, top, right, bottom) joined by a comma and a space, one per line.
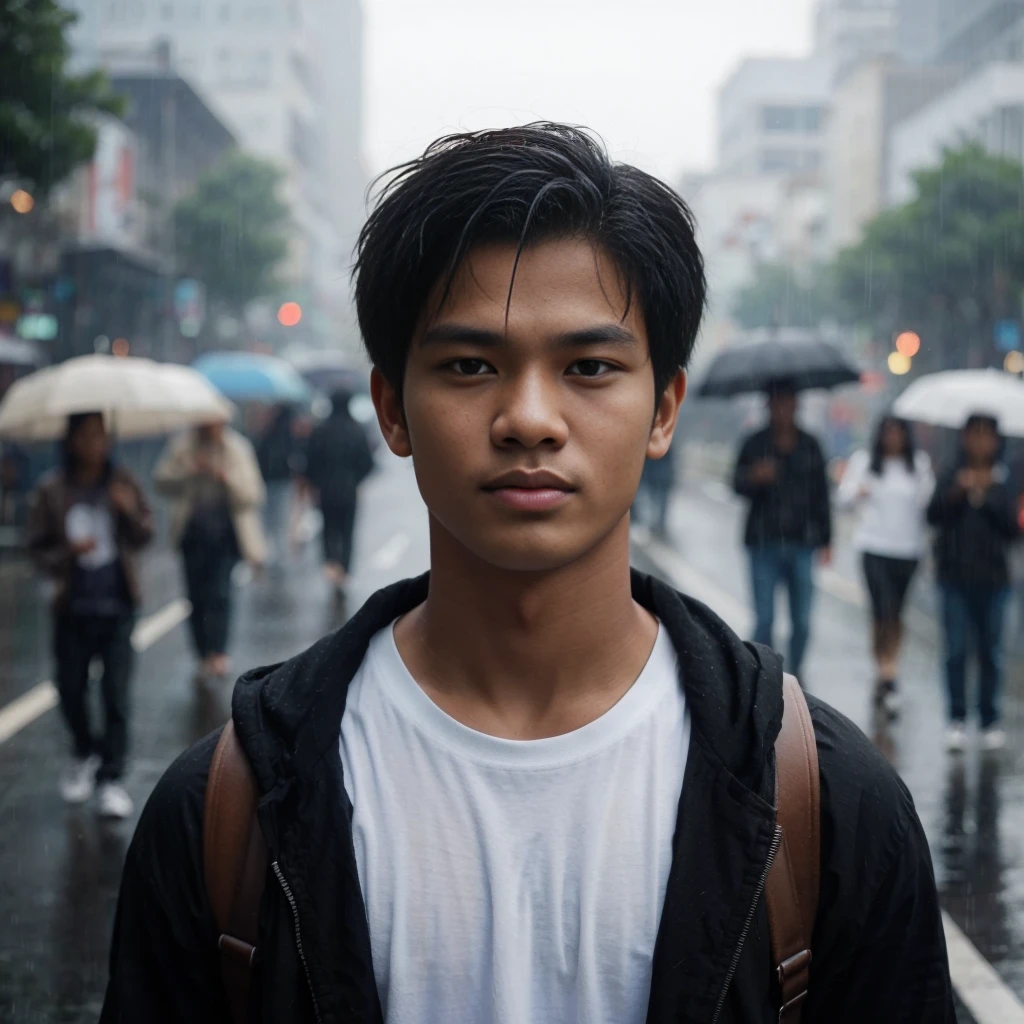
927, 413, 1020, 752
303, 389, 375, 593
101, 124, 953, 1024
732, 385, 832, 678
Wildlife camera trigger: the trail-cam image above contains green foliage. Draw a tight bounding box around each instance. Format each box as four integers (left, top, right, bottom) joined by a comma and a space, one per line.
0, 0, 124, 193
732, 262, 833, 330
833, 145, 1024, 368
174, 152, 290, 312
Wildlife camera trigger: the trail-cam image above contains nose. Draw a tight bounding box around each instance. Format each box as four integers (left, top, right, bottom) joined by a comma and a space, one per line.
490, 370, 568, 450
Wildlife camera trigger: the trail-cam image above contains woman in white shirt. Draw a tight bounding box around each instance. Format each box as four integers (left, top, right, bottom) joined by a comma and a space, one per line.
839, 416, 934, 714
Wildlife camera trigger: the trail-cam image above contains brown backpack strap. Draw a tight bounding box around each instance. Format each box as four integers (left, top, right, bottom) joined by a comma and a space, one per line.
203, 719, 268, 1024
765, 673, 821, 1023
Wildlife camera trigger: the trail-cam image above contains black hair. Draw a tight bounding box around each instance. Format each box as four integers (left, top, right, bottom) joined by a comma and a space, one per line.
62, 411, 112, 481
354, 123, 706, 401
870, 415, 916, 475
960, 412, 1004, 467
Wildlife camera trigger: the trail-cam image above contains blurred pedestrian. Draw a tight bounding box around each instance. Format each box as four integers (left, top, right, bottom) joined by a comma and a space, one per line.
303, 389, 375, 594
927, 413, 1020, 752
732, 383, 832, 678
838, 415, 934, 715
27, 412, 153, 818
633, 447, 676, 539
256, 404, 300, 563
154, 421, 266, 682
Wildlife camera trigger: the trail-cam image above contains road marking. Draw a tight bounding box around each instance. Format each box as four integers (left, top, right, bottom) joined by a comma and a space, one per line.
131, 598, 191, 653
638, 534, 1024, 1023
0, 598, 190, 748
370, 531, 410, 571
944, 912, 1024, 1023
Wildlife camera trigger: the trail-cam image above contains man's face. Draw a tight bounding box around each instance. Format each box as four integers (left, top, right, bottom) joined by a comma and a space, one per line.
964, 422, 998, 464
372, 237, 685, 573
769, 392, 797, 429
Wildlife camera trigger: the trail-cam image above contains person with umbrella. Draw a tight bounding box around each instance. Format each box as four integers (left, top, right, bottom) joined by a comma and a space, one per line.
302, 389, 375, 595
27, 412, 154, 818
256, 404, 302, 564
154, 420, 267, 682
927, 413, 1020, 752
732, 382, 832, 679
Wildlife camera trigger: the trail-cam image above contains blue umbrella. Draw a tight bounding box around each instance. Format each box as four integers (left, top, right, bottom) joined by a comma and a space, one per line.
193, 352, 312, 405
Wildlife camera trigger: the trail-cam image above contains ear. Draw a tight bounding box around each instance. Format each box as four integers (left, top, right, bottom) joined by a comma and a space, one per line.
646, 370, 687, 460
370, 367, 412, 458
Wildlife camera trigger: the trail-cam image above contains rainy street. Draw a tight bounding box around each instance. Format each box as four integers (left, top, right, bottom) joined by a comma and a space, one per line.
0, 449, 1018, 1023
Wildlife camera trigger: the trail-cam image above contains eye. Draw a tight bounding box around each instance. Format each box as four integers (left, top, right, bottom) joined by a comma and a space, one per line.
567, 359, 614, 378
447, 358, 494, 376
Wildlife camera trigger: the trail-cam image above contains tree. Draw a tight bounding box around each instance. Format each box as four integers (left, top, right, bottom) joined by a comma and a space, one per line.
0, 0, 124, 194
732, 263, 833, 330
833, 145, 1024, 370
174, 153, 290, 313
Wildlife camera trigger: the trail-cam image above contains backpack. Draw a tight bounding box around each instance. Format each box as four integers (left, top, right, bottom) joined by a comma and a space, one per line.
204, 674, 819, 1023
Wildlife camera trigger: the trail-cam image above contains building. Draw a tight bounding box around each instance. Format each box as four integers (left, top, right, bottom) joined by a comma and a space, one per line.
826, 58, 959, 250
887, 60, 1024, 204
65, 0, 365, 326
899, 0, 1024, 65
717, 57, 832, 177
815, 0, 901, 82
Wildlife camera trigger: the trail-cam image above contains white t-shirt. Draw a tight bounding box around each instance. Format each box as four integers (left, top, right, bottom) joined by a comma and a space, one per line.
339, 622, 688, 1024
837, 449, 935, 559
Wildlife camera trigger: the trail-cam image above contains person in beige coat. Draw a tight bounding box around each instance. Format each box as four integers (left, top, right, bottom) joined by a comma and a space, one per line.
154, 421, 266, 680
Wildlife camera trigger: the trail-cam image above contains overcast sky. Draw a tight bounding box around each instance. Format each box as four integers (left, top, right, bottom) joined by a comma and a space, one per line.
364, 0, 815, 184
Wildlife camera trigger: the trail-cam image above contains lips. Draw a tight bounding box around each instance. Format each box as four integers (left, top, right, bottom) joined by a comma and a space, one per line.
482, 469, 576, 512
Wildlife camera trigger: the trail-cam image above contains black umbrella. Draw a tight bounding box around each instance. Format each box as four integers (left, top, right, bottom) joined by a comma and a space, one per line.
695, 339, 860, 398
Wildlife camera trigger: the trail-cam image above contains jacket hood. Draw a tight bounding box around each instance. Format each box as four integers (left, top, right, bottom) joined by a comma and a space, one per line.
232, 570, 784, 801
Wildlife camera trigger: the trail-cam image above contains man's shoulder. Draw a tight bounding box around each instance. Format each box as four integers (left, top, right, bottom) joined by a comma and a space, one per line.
806, 693, 919, 866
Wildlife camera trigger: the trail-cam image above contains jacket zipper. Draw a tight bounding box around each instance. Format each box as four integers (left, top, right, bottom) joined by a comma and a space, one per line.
272, 860, 324, 1024
709, 824, 784, 1024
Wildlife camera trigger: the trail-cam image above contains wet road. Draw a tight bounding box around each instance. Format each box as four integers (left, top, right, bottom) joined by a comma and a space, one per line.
0, 450, 1020, 1021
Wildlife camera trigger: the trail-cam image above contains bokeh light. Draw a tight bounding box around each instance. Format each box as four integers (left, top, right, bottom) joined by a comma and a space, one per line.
1004, 350, 1024, 375
277, 301, 302, 327
111, 338, 130, 357
887, 351, 912, 375
10, 189, 34, 214
895, 331, 921, 358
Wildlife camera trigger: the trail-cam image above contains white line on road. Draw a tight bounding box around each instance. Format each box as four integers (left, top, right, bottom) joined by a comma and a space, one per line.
0, 598, 191, 749
638, 534, 1024, 1023
370, 531, 411, 572
944, 912, 1024, 1023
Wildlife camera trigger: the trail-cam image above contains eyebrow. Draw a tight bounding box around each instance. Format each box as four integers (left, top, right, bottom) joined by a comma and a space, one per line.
419, 322, 639, 349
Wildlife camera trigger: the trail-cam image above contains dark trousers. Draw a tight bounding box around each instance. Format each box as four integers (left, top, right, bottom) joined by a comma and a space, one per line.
182, 541, 236, 658
322, 499, 357, 573
54, 613, 134, 782
941, 584, 1009, 728
749, 543, 815, 677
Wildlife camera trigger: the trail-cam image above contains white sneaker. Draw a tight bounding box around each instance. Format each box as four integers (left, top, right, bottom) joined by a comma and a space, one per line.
59, 754, 101, 803
946, 723, 968, 753
981, 726, 1006, 751
96, 783, 134, 819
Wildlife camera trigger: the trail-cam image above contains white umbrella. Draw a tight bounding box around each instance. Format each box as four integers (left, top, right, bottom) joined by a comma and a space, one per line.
0, 354, 234, 442
893, 369, 1024, 438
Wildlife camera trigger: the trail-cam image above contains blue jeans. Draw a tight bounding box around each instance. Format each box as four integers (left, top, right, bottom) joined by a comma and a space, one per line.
941, 584, 1010, 728
749, 544, 815, 677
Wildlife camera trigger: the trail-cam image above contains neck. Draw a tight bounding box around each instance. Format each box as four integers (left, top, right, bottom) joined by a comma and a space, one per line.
395, 515, 657, 733
72, 463, 104, 487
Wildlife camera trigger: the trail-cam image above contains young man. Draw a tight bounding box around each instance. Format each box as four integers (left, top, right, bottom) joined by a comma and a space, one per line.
732, 385, 832, 678
101, 125, 953, 1023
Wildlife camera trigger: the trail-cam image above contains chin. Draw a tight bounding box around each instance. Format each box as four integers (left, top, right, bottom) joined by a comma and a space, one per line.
454, 521, 622, 574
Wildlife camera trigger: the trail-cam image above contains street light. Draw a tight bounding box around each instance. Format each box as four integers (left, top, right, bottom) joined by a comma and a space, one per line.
895, 331, 921, 358
277, 301, 302, 327
10, 189, 34, 214
887, 351, 912, 376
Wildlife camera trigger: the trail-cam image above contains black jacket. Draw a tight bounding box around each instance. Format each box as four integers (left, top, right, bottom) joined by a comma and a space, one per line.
100, 573, 953, 1024
304, 412, 375, 509
926, 464, 1020, 587
733, 428, 832, 549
